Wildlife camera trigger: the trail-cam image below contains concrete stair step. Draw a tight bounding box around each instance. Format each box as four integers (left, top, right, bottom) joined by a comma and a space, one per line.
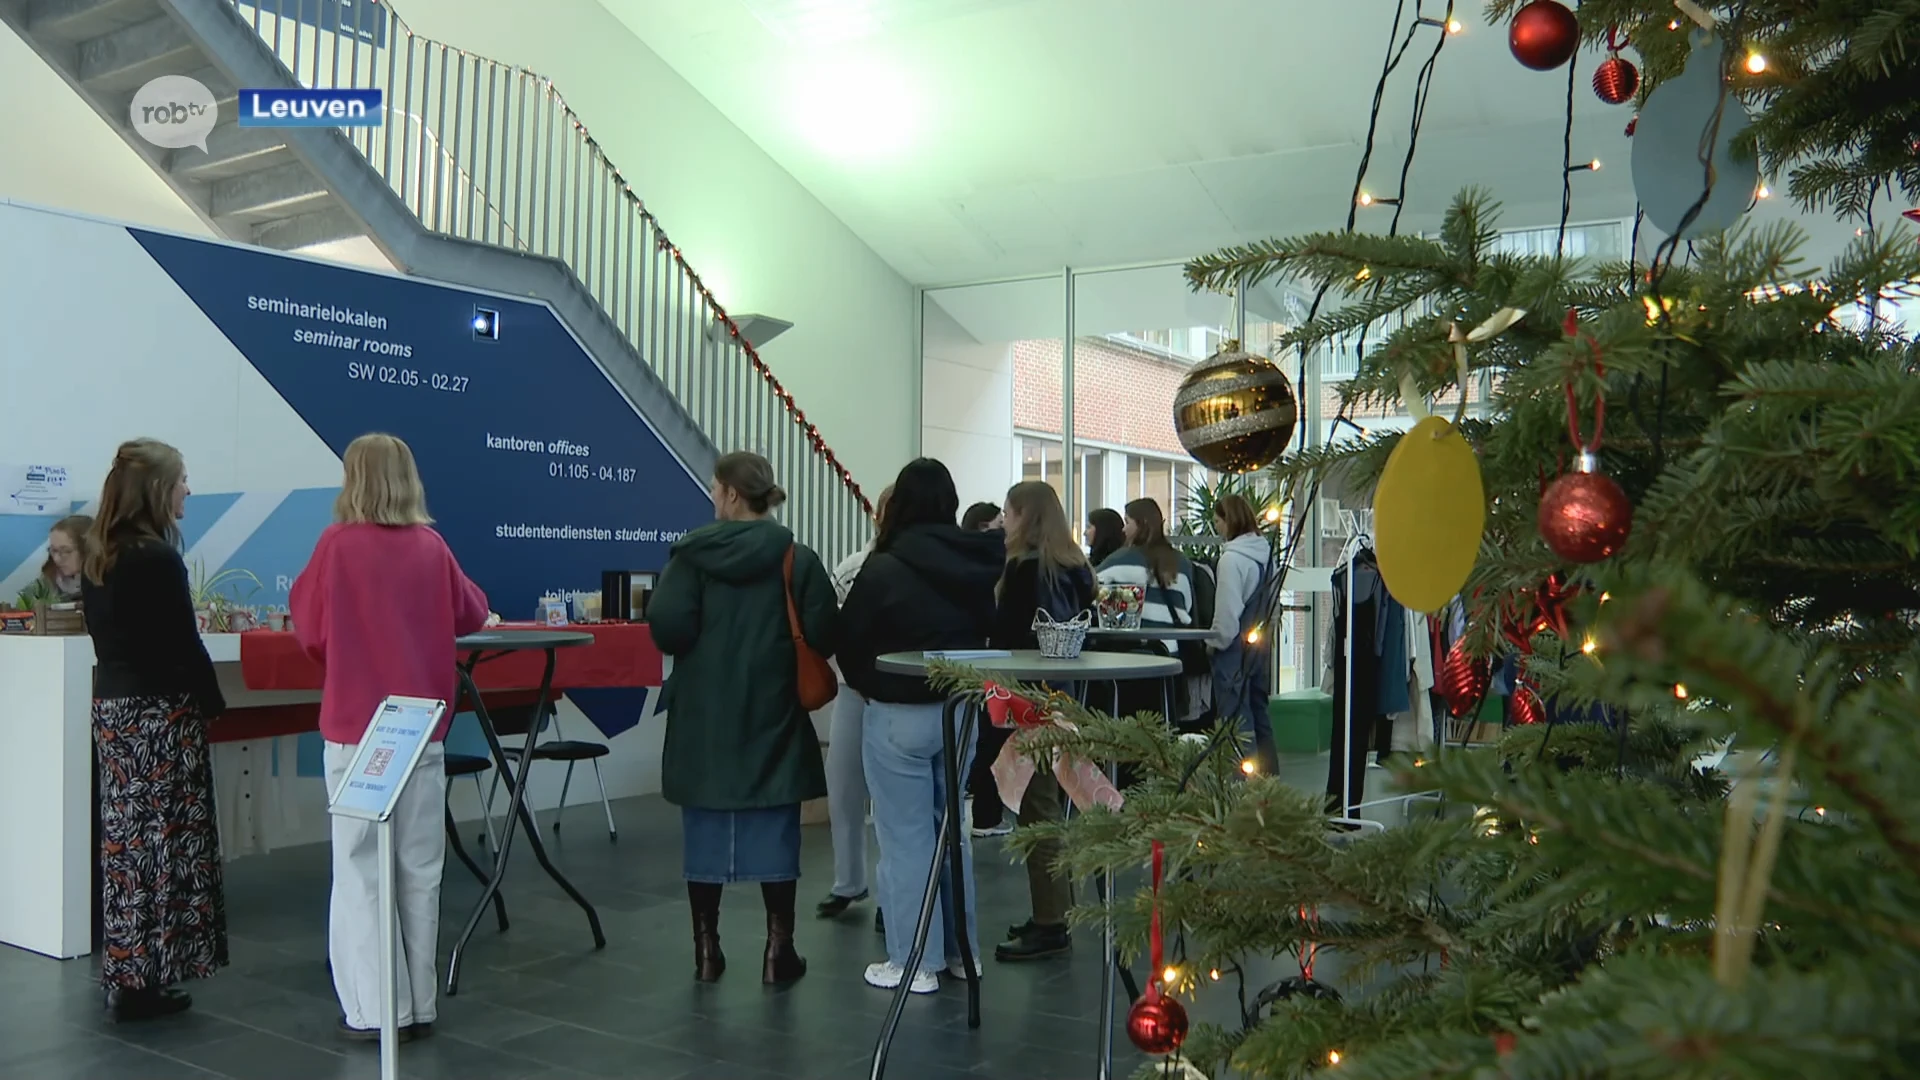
248, 204, 367, 251
169, 122, 292, 181
27, 0, 156, 44
209, 159, 331, 221
75, 11, 198, 92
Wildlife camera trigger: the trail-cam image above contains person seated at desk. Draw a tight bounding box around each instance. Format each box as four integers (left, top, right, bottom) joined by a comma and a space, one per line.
290, 433, 491, 1043
40, 514, 92, 601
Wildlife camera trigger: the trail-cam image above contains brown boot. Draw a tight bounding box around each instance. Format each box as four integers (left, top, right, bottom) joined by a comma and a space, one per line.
688, 883, 725, 982
760, 880, 807, 985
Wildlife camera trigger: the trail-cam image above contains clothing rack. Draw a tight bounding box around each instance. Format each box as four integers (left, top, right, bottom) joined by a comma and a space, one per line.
1326, 533, 1443, 832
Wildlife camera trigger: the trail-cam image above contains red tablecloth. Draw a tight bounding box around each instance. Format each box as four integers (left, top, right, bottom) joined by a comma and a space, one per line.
217, 623, 663, 743
238, 622, 662, 692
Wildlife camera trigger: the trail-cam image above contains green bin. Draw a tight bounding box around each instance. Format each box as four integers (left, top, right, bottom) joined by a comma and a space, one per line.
1269, 689, 1333, 755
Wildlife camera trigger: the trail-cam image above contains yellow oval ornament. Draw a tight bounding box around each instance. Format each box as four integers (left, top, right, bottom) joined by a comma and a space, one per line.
1372, 415, 1485, 613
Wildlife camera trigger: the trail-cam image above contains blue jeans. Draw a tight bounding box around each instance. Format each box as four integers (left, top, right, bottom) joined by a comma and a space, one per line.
862, 698, 979, 974
1213, 643, 1277, 773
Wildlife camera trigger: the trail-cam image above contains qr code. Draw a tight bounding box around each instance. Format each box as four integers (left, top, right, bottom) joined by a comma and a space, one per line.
364, 748, 395, 777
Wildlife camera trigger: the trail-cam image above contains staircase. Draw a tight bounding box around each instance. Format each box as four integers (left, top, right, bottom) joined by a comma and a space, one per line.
0, 0, 872, 562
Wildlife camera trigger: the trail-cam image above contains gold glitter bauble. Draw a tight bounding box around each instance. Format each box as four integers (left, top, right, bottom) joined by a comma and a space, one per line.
1172, 344, 1297, 473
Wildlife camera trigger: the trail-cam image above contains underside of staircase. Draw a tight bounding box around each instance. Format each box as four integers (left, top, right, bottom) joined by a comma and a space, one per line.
0, 0, 869, 562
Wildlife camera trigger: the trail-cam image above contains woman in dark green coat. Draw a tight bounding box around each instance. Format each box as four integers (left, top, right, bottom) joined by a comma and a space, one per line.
648, 451, 837, 987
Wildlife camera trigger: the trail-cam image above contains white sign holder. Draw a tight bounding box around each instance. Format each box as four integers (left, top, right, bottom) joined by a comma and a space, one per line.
326, 695, 446, 1080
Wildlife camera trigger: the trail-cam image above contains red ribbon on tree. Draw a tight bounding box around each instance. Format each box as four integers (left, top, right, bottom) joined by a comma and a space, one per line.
981, 681, 1044, 728
1125, 841, 1189, 1056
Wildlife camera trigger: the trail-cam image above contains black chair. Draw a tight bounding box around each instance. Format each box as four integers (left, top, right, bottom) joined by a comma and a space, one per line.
445, 752, 509, 932
446, 751, 500, 851
485, 701, 618, 843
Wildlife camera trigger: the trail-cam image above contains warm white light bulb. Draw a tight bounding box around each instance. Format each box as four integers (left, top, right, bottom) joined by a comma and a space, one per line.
1581, 636, 1598, 655
1263, 506, 1281, 523
1757, 183, 1772, 199
1240, 758, 1258, 775
1245, 626, 1262, 644
1209, 968, 1222, 981
1445, 17, 1463, 34
1328, 1050, 1344, 1065
1746, 52, 1768, 74
1589, 158, 1602, 172
1674, 683, 1689, 700
1162, 965, 1180, 985
1357, 192, 1376, 207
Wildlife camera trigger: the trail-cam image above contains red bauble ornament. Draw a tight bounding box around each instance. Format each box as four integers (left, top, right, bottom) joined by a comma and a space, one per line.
1511, 681, 1547, 725
1509, 0, 1580, 71
1592, 55, 1639, 104
1538, 465, 1634, 562
1436, 638, 1491, 718
1494, 1031, 1519, 1056
1125, 991, 1189, 1056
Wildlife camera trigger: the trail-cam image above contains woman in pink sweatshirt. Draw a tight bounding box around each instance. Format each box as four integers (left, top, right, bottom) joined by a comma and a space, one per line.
290, 433, 490, 1042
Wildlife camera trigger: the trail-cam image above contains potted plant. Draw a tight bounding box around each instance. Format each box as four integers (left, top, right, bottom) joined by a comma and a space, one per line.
189, 560, 263, 632
0, 578, 52, 633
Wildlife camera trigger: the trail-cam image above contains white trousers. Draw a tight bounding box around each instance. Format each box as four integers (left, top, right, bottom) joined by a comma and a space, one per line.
324, 741, 447, 1029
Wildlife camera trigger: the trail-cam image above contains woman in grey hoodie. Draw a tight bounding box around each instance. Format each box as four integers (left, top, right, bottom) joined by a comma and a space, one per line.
816, 485, 892, 922
1207, 494, 1278, 774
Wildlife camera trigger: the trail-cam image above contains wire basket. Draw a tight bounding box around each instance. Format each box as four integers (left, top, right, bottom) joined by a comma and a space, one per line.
1033, 608, 1092, 659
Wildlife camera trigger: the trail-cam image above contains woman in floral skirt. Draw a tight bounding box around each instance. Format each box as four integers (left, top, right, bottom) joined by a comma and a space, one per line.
82, 438, 229, 1021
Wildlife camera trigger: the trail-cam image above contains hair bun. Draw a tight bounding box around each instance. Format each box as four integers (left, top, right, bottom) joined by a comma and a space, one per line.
765, 484, 788, 509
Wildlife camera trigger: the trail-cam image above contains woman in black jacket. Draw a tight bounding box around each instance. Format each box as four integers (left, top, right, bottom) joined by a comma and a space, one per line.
839, 459, 1004, 994
990, 481, 1094, 963
82, 439, 228, 1022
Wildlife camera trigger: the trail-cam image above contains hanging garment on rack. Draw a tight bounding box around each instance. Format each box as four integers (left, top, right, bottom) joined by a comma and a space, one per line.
1327, 547, 1387, 818
1373, 596, 1410, 763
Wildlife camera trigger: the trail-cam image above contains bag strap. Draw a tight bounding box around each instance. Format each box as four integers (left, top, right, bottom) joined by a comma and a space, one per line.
782, 545, 805, 642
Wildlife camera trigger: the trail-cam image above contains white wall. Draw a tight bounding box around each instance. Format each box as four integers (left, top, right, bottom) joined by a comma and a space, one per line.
0, 27, 214, 239
377, 0, 918, 492
920, 299, 1015, 508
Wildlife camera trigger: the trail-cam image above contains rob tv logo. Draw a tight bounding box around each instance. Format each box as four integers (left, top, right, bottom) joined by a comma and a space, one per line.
130, 76, 383, 151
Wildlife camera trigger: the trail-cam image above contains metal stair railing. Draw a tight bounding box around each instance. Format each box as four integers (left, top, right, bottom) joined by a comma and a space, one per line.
224, 0, 873, 556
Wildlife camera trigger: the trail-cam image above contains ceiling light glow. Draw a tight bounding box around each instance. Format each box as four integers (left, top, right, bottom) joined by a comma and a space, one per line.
791, 57, 917, 159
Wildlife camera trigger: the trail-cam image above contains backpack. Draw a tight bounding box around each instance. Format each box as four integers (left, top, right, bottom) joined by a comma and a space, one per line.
1188, 558, 1218, 634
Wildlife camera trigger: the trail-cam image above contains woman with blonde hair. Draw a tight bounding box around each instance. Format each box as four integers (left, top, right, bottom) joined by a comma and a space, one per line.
989, 481, 1094, 963
82, 439, 226, 1021
291, 433, 491, 1040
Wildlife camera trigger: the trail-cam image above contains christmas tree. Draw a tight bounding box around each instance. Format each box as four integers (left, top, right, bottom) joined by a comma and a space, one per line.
930, 3, 1920, 1077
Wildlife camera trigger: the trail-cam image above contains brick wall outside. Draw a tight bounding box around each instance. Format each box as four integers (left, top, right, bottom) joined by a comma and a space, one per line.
1012, 338, 1190, 455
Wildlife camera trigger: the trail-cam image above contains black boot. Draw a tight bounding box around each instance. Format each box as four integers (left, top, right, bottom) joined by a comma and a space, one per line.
760, 880, 807, 985
107, 985, 192, 1022
688, 882, 725, 982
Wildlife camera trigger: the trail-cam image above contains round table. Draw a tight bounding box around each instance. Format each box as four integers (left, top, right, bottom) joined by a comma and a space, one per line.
447, 630, 602, 995
867, 649, 1179, 1080
1086, 626, 1218, 643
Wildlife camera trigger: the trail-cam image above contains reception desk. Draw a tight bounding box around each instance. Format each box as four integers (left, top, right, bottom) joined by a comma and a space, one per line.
0, 633, 311, 961
0, 626, 670, 962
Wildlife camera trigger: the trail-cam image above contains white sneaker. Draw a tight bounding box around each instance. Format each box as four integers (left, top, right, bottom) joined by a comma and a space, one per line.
864, 961, 939, 994
970, 821, 1013, 838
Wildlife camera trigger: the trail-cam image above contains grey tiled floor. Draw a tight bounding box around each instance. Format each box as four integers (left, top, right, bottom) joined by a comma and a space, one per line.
0, 752, 1395, 1079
